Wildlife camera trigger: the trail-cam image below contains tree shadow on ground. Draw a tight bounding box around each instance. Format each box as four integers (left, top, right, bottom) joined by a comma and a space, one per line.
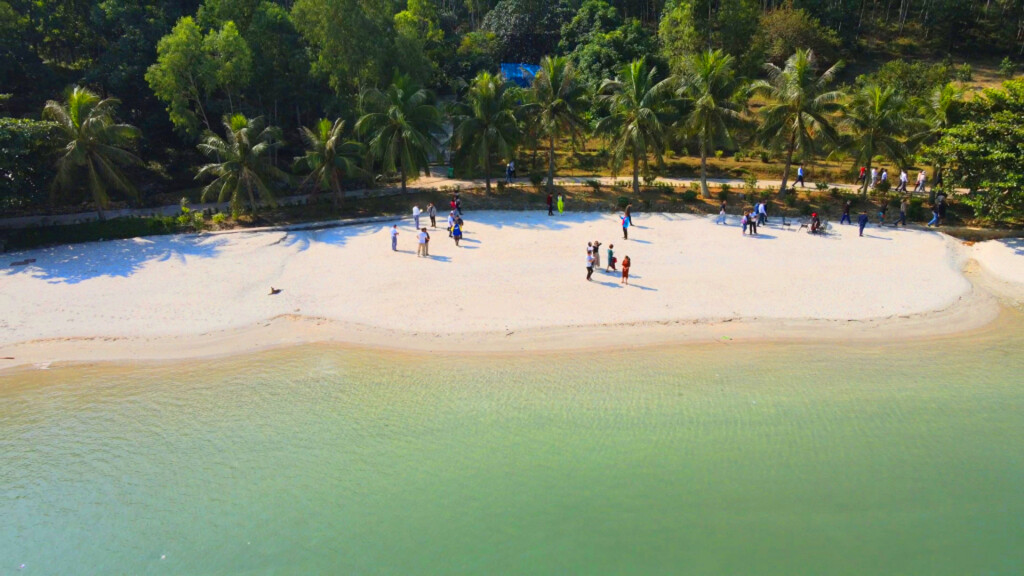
999, 237, 1024, 256
2, 235, 230, 285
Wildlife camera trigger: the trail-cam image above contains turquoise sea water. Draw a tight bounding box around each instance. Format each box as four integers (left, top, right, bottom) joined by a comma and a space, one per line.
2, 321, 1023, 575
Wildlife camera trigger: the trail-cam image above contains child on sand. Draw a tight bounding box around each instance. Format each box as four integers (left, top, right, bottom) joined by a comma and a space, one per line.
586, 252, 595, 281
391, 225, 399, 251
621, 256, 631, 285
606, 244, 616, 272
452, 220, 463, 246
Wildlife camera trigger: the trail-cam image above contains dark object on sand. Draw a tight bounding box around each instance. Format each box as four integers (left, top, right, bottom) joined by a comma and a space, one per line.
269, 287, 282, 295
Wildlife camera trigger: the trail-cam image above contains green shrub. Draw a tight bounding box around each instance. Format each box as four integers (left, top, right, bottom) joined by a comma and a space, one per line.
759, 151, 770, 163
617, 196, 630, 208
734, 151, 744, 162
999, 57, 1016, 79
5, 216, 178, 250
743, 172, 758, 195
829, 187, 842, 197
955, 63, 972, 82
212, 213, 228, 227
528, 172, 544, 187
642, 173, 656, 186
496, 181, 506, 193
714, 150, 724, 159
875, 179, 891, 194
0, 118, 61, 213
681, 190, 699, 202
799, 201, 814, 215
909, 197, 925, 220
718, 183, 731, 199
784, 193, 798, 207
815, 181, 829, 191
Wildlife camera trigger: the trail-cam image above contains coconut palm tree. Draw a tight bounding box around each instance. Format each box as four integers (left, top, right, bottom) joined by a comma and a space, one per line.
196, 114, 287, 214
675, 50, 746, 199
356, 74, 445, 194
915, 82, 963, 200
750, 49, 845, 198
595, 58, 673, 195
841, 84, 916, 197
452, 71, 521, 194
293, 118, 366, 208
524, 56, 589, 191
42, 86, 142, 218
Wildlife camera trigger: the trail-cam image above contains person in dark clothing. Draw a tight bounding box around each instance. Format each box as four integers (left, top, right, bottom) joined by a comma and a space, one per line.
858, 211, 869, 236
547, 193, 553, 216
840, 200, 852, 225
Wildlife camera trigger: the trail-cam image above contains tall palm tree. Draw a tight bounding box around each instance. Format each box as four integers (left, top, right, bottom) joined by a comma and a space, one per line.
524, 56, 589, 191
841, 84, 916, 197
196, 114, 287, 215
42, 86, 142, 219
356, 74, 445, 194
675, 50, 746, 199
293, 118, 366, 208
750, 49, 845, 198
452, 71, 521, 194
915, 82, 963, 200
595, 58, 673, 195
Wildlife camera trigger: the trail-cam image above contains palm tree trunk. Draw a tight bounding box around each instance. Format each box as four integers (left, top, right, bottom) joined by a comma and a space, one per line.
400, 164, 407, 195
632, 154, 640, 195
247, 183, 258, 214
779, 133, 796, 199
547, 136, 556, 191
700, 138, 711, 199
485, 153, 492, 194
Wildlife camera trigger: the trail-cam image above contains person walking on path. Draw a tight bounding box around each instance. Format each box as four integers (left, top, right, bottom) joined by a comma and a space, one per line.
840, 200, 852, 225
621, 214, 630, 239
547, 193, 554, 216
715, 201, 727, 225
858, 210, 869, 236
412, 205, 422, 230
621, 256, 631, 285
592, 240, 602, 269
625, 203, 633, 226
510, 160, 516, 179
914, 170, 926, 194
505, 161, 513, 184
795, 164, 806, 187
452, 220, 463, 246
427, 203, 437, 228
586, 252, 595, 281
877, 202, 888, 226
390, 225, 399, 251
757, 200, 768, 225
937, 195, 947, 225
880, 169, 889, 187
870, 167, 878, 188
447, 211, 456, 237
606, 244, 616, 272
893, 197, 908, 227
557, 194, 564, 215
417, 228, 428, 257
856, 166, 866, 184
896, 169, 909, 193
926, 202, 940, 227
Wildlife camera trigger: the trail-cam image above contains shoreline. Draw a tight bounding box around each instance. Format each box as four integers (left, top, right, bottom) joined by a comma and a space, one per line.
0, 262, 1013, 372
2, 211, 1021, 372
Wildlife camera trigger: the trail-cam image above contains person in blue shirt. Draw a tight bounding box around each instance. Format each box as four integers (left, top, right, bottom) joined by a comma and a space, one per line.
795, 164, 806, 187
857, 210, 869, 237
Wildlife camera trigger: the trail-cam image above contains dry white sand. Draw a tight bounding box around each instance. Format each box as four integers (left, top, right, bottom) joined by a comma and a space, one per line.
1, 211, 1020, 367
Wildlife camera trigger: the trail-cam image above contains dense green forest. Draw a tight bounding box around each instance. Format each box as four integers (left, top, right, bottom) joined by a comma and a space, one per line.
1, 0, 1022, 224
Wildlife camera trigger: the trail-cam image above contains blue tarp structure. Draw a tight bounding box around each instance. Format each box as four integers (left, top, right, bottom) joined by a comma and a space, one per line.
500, 63, 540, 88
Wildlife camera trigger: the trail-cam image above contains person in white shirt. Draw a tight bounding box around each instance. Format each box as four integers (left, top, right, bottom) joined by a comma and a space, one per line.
390, 225, 399, 251
412, 205, 422, 229
896, 169, 908, 192
447, 211, 455, 237
870, 167, 878, 188
914, 170, 926, 194
757, 201, 768, 225
417, 228, 429, 257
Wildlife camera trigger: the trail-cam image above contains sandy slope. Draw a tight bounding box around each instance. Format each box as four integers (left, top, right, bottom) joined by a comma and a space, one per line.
1, 211, 1020, 367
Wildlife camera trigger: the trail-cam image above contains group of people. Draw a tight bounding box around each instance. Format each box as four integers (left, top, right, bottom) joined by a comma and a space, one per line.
396, 194, 467, 253
586, 240, 630, 284
546, 193, 565, 216
856, 167, 930, 194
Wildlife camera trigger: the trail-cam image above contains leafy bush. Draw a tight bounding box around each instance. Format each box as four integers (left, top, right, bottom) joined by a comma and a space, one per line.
718, 183, 731, 200
5, 216, 178, 250
743, 172, 758, 195
586, 179, 601, 192
528, 172, 544, 186
681, 190, 699, 202
909, 197, 925, 220
212, 212, 228, 227
955, 63, 972, 82
759, 151, 770, 163
799, 201, 813, 215
642, 173, 656, 186
734, 151, 744, 162
1000, 57, 1016, 79
829, 187, 842, 197
496, 180, 506, 193
617, 196, 630, 208
875, 179, 892, 194
0, 118, 61, 214
815, 181, 829, 191
714, 150, 724, 159
784, 193, 798, 207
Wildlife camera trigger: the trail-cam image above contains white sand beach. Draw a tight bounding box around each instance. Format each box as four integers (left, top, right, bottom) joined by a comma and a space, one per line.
1, 211, 1021, 368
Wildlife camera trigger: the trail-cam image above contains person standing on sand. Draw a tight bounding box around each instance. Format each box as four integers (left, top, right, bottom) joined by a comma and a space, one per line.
621, 256, 630, 285
391, 225, 399, 251
547, 193, 554, 216
757, 200, 768, 225
625, 203, 633, 226
741, 211, 749, 235
557, 194, 564, 214
447, 211, 455, 237
412, 205, 422, 230
893, 197, 908, 227
621, 214, 629, 239
416, 228, 428, 257
452, 220, 463, 246
586, 252, 595, 281
606, 243, 616, 272
747, 209, 758, 235
858, 210, 869, 236
840, 200, 852, 225
423, 228, 431, 256
427, 203, 437, 228
592, 240, 602, 269
455, 194, 463, 215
